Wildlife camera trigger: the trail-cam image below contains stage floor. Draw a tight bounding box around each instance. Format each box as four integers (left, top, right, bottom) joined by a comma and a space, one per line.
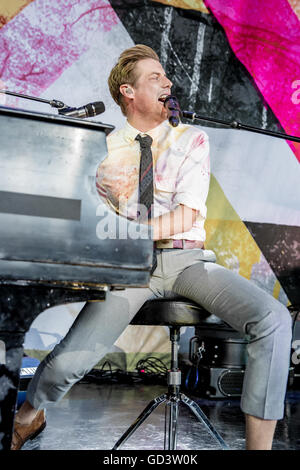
20, 382, 300, 451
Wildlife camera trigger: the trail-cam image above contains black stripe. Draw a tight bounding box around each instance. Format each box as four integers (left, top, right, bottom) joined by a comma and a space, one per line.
109, 2, 284, 133
0, 191, 81, 221
244, 221, 300, 306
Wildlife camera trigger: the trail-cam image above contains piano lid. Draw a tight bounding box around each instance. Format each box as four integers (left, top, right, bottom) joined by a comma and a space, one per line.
0, 106, 153, 288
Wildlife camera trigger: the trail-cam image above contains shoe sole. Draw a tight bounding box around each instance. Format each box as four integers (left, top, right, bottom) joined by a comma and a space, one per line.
29, 421, 47, 441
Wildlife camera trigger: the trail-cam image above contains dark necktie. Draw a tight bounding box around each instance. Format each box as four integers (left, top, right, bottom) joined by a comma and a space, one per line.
135, 134, 154, 220
135, 133, 157, 273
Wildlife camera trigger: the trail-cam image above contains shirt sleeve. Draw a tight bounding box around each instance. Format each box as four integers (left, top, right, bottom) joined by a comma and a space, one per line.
173, 130, 210, 220
96, 159, 120, 214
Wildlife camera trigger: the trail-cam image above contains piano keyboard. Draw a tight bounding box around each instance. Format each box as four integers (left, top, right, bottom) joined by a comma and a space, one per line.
20, 367, 38, 377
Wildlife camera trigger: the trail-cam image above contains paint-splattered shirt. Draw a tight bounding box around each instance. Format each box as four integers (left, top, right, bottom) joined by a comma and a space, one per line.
96, 119, 210, 241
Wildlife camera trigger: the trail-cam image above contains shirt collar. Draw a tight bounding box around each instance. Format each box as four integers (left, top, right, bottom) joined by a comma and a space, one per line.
123, 119, 170, 144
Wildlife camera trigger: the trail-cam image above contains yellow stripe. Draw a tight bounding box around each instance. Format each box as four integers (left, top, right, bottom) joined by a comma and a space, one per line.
0, 0, 34, 29
205, 175, 289, 303
152, 0, 209, 14
206, 175, 260, 280
272, 279, 281, 300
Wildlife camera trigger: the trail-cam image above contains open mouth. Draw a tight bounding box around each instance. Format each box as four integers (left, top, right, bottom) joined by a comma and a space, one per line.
158, 94, 170, 103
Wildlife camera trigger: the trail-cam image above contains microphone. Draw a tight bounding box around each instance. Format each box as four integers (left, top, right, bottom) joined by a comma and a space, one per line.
59, 101, 105, 118
163, 95, 181, 127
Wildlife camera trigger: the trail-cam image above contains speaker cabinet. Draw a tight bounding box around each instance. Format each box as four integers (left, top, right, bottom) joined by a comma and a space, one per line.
197, 365, 245, 398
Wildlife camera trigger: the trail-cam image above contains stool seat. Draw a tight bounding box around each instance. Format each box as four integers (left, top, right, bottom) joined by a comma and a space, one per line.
130, 297, 226, 328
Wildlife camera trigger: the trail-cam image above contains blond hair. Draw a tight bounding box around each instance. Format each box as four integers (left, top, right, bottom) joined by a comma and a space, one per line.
108, 44, 159, 115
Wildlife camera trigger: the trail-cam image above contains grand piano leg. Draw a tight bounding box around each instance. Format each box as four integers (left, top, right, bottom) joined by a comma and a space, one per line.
0, 284, 106, 451
0, 330, 24, 451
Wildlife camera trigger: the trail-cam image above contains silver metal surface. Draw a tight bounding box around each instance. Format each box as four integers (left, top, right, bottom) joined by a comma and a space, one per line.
20, 382, 300, 450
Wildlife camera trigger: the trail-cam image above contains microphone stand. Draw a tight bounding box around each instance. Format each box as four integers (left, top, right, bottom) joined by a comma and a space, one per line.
182, 110, 300, 143
0, 89, 68, 111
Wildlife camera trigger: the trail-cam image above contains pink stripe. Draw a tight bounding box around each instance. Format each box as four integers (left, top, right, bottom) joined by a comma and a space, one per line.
97, 189, 107, 198
0, 0, 118, 98
205, 0, 300, 162
140, 161, 153, 182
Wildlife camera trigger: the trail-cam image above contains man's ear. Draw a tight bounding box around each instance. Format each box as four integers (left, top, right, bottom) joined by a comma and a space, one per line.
119, 84, 134, 99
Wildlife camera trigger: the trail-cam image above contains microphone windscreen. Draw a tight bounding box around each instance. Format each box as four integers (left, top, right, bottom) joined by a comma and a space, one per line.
164, 95, 181, 127
85, 101, 105, 117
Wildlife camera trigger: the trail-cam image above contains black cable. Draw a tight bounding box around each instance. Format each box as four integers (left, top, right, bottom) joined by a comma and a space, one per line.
80, 360, 139, 385
99, 360, 113, 381
136, 357, 168, 384
136, 356, 168, 378
80, 357, 169, 385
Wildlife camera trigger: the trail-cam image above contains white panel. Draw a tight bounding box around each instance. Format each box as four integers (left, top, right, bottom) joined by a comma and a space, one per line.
202, 125, 300, 226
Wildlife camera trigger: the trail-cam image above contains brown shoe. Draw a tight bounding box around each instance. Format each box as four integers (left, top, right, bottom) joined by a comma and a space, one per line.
11, 409, 46, 450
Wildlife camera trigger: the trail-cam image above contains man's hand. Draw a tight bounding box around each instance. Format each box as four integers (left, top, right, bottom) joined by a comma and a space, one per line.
149, 204, 199, 240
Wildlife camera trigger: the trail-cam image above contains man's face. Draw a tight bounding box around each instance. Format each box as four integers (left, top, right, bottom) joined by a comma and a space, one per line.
130, 58, 172, 122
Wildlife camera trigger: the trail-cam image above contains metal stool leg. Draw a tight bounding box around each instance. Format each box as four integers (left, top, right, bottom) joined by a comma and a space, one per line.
166, 399, 179, 450
113, 325, 229, 450
112, 394, 167, 450
181, 394, 229, 449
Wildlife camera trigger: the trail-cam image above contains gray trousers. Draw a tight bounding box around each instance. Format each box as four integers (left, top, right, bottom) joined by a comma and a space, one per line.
27, 249, 292, 420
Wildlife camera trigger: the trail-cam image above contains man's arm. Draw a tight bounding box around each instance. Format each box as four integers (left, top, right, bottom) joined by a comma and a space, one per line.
149, 204, 199, 241
147, 129, 210, 241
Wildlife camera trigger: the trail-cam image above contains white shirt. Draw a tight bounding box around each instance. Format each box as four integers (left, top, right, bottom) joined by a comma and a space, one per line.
96, 119, 210, 241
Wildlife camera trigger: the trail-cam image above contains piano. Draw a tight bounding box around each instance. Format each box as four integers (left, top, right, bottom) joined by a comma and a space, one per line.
0, 106, 153, 450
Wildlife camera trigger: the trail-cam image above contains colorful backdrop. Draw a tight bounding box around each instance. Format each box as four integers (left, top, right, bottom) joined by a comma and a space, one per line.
0, 0, 299, 368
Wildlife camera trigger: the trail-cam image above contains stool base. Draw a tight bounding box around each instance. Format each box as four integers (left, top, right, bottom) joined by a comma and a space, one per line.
112, 391, 229, 450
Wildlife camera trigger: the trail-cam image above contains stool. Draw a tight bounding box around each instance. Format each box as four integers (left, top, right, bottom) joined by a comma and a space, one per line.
113, 298, 229, 450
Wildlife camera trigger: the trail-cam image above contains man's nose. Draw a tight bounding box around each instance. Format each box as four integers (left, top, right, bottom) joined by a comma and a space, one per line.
164, 76, 173, 89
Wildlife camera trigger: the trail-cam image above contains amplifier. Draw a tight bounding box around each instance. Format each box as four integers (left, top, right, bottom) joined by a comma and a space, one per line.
190, 329, 248, 369
188, 328, 295, 398
196, 365, 245, 398
188, 325, 248, 398
17, 356, 40, 408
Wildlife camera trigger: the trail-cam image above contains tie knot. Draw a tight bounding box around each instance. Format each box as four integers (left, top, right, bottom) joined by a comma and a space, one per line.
135, 134, 153, 148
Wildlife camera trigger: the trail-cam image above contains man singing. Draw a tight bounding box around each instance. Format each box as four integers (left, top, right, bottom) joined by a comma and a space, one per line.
12, 45, 292, 451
